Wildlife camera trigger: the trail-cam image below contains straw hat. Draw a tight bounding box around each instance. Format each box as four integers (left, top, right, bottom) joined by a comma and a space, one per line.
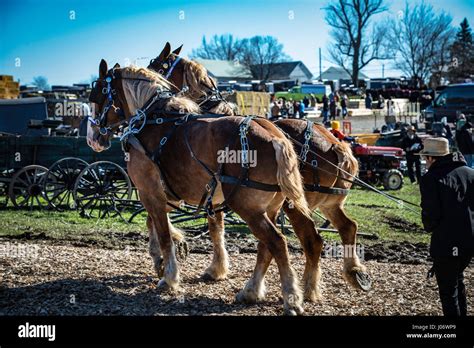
417, 137, 450, 157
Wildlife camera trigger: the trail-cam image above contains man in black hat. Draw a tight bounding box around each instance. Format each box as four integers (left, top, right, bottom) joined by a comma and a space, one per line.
418, 137, 474, 316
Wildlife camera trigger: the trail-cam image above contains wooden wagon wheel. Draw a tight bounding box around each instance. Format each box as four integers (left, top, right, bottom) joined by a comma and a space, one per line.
73, 161, 132, 218
8, 165, 49, 209
43, 157, 89, 211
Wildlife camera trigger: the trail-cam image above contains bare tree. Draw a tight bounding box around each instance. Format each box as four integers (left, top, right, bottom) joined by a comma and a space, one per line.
241, 36, 291, 81
387, 2, 454, 88
191, 34, 290, 81
325, 0, 389, 87
31, 76, 50, 91
190, 34, 245, 60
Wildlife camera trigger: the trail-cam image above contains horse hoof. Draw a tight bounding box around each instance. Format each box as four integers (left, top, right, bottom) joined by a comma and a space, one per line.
157, 279, 170, 291
355, 271, 372, 291
202, 267, 228, 282
284, 305, 304, 316
304, 288, 322, 303
235, 290, 261, 304
201, 272, 217, 282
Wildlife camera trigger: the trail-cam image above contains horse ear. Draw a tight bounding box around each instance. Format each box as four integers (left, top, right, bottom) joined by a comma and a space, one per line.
99, 59, 108, 78
158, 42, 171, 60
172, 44, 183, 56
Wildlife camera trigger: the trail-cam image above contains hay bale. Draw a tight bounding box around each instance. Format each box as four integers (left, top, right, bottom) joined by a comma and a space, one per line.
227, 91, 270, 117
0, 75, 14, 82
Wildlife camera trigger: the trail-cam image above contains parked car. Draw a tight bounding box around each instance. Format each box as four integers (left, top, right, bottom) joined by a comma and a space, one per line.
423, 83, 474, 129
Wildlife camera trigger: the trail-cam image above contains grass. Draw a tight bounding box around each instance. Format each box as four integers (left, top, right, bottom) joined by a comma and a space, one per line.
342, 183, 428, 244
0, 182, 428, 249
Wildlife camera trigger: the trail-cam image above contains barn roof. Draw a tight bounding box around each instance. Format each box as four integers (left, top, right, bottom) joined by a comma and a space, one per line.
320, 66, 369, 80
252, 61, 313, 80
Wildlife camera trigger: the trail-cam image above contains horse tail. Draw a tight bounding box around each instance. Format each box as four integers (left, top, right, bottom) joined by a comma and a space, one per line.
332, 141, 359, 189
272, 136, 312, 219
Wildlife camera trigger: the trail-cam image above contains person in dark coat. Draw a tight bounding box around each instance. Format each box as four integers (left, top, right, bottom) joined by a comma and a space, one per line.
418, 137, 474, 316
322, 94, 329, 124
329, 92, 336, 120
401, 125, 423, 183
365, 92, 373, 109
441, 117, 454, 145
455, 116, 474, 169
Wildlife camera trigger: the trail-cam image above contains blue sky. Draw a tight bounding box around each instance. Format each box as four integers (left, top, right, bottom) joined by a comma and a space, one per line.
1, 0, 473, 85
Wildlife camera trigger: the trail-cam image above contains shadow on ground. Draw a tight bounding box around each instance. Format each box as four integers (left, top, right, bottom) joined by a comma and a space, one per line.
0, 275, 260, 316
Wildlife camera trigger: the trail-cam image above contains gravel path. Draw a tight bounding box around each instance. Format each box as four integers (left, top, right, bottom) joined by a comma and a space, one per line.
1, 240, 472, 316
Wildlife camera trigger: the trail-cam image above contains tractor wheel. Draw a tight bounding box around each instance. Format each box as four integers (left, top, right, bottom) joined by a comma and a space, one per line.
382, 169, 403, 190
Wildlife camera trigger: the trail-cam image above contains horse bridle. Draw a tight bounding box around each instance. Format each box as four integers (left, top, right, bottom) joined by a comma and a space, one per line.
149, 54, 182, 80
88, 68, 154, 136
149, 53, 226, 109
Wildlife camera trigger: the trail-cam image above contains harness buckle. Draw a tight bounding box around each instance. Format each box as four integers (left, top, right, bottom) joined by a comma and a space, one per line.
155, 118, 163, 125
175, 114, 189, 125
160, 137, 168, 146
99, 127, 109, 135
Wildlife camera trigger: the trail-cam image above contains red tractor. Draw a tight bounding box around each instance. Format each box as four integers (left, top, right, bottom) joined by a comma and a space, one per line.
352, 144, 404, 190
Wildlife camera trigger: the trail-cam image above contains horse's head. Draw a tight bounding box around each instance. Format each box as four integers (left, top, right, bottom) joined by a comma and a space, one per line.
148, 42, 183, 90
87, 59, 200, 152
87, 59, 129, 152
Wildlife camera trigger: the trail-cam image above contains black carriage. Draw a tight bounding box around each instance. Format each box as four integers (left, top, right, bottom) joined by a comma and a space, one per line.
0, 133, 131, 211
0, 97, 131, 214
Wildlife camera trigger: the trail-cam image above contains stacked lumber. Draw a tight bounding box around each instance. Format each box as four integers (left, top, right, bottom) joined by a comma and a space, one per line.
227, 91, 270, 117
0, 75, 20, 99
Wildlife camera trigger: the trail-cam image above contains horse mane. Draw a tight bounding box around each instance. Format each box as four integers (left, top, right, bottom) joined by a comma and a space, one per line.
182, 58, 217, 99
182, 58, 237, 115
121, 66, 200, 114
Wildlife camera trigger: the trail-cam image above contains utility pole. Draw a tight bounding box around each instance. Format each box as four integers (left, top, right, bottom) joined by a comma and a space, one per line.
319, 48, 322, 81
382, 64, 385, 79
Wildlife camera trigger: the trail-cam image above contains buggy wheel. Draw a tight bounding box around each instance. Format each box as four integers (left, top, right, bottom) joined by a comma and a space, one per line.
43, 157, 89, 211
382, 169, 403, 190
8, 165, 49, 209
73, 161, 132, 218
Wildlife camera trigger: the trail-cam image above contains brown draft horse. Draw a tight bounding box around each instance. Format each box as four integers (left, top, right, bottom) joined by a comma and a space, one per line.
147, 42, 371, 291
87, 59, 323, 314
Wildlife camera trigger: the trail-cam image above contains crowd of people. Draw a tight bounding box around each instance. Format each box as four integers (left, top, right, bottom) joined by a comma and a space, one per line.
270, 90, 353, 124
270, 96, 313, 119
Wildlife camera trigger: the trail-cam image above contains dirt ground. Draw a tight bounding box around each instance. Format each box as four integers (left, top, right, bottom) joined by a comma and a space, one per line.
1, 240, 472, 316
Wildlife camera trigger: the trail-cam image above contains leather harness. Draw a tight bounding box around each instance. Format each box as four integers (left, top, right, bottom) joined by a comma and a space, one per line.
90, 68, 349, 219
150, 55, 351, 197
